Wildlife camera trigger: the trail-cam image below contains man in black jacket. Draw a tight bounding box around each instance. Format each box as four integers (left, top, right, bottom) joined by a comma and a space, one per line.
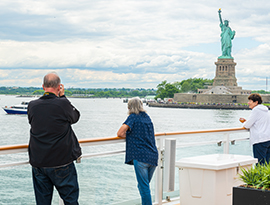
28, 72, 81, 205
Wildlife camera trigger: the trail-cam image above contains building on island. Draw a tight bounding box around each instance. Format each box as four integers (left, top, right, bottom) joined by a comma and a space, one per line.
198, 58, 251, 95
173, 57, 270, 104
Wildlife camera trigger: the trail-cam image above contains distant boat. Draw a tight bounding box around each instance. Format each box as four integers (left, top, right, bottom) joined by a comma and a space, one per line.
123, 97, 149, 103
2, 102, 29, 114
145, 95, 156, 105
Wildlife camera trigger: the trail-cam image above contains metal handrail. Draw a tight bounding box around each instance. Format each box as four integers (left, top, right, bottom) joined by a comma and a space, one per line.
0, 127, 247, 153
0, 127, 250, 205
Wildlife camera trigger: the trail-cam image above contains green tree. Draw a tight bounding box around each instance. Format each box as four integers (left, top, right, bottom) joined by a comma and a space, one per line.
164, 83, 180, 98
130, 90, 140, 97
252, 90, 270, 94
155, 80, 167, 99
155, 80, 180, 99
181, 81, 191, 92
65, 90, 72, 96
155, 78, 214, 99
33, 90, 44, 95
180, 78, 213, 93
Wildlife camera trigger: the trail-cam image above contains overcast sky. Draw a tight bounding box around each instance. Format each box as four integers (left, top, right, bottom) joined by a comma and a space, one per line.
0, 0, 269, 90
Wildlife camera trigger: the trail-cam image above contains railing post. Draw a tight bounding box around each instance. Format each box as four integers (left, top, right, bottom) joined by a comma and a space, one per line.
223, 133, 230, 154
155, 138, 163, 204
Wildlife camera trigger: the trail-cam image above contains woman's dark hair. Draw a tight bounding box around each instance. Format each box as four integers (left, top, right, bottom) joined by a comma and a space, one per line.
248, 93, 262, 104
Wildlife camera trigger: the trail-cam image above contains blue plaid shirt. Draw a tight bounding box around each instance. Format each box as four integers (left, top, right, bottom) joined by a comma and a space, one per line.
123, 112, 158, 166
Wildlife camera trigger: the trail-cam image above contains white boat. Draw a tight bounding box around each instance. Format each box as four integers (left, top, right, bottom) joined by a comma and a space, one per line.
2, 101, 29, 114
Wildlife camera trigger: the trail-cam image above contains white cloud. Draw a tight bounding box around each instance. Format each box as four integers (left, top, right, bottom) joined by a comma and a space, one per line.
0, 0, 269, 89
0, 68, 189, 88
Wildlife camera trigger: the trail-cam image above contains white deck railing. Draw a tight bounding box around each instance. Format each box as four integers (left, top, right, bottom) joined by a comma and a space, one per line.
0, 127, 249, 205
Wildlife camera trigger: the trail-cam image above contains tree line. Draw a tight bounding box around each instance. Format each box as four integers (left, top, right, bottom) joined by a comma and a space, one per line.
0, 78, 265, 99
155, 78, 214, 99
0, 86, 156, 98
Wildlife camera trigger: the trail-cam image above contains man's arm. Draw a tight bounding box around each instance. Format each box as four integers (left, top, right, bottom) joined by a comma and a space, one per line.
58, 84, 80, 124
59, 84, 65, 97
66, 102, 80, 124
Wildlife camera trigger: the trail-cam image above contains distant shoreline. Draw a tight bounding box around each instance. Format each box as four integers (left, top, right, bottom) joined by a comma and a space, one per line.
147, 102, 253, 110
15, 95, 123, 99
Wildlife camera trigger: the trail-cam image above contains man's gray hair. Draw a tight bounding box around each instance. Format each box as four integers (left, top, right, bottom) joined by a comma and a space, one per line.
43, 72, 61, 88
128, 97, 146, 115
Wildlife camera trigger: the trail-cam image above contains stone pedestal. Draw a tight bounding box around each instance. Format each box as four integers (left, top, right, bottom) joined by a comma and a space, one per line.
213, 58, 237, 86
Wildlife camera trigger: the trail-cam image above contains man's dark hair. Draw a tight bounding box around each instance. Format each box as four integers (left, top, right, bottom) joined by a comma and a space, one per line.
43, 73, 60, 88
248, 93, 262, 104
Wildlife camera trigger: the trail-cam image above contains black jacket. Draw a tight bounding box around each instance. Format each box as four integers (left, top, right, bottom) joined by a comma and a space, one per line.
28, 93, 81, 167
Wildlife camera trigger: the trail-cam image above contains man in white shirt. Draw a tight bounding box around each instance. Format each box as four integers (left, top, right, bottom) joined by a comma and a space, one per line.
240, 93, 270, 164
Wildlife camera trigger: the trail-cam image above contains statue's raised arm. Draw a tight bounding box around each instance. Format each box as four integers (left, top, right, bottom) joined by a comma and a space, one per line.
218, 9, 223, 25
218, 9, 235, 59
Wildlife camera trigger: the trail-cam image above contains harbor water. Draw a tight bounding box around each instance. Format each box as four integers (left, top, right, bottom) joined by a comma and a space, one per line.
0, 95, 252, 205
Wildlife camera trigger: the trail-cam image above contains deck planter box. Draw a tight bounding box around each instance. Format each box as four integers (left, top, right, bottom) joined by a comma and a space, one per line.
233, 186, 270, 205
175, 154, 257, 205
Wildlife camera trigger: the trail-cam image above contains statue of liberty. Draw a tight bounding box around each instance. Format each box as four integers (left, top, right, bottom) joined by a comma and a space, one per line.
218, 9, 236, 59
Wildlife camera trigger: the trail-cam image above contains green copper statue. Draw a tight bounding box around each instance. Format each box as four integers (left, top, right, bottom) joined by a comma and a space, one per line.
218, 9, 236, 59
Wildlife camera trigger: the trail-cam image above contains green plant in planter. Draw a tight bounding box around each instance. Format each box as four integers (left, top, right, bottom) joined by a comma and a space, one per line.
239, 162, 270, 190
261, 163, 270, 189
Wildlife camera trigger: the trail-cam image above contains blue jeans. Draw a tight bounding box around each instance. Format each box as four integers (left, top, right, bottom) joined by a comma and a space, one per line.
253, 140, 270, 164
32, 162, 79, 205
133, 160, 156, 205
